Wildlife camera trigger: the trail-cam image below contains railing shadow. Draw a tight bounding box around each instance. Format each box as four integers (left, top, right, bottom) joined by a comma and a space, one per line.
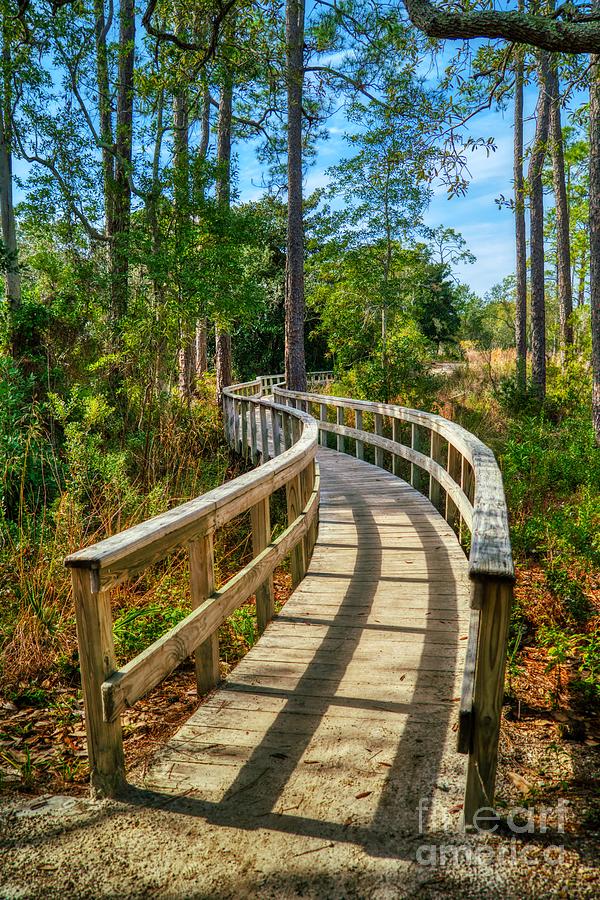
124, 451, 464, 861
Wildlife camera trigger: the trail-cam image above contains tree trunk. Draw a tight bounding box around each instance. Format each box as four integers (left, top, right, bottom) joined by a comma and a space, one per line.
528, 51, 551, 402
514, 34, 527, 389
590, 47, 600, 444
215, 75, 233, 404
284, 0, 307, 391
547, 63, 573, 352
0, 26, 21, 351
173, 49, 196, 402
111, 0, 135, 326
196, 319, 208, 375
94, 0, 114, 236
577, 252, 587, 307
215, 328, 232, 405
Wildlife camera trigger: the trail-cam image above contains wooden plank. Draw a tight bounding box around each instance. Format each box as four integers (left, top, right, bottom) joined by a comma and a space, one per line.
319, 403, 327, 448
374, 413, 384, 468
457, 607, 480, 755
286, 474, 306, 589
392, 417, 402, 476
429, 431, 444, 512
189, 532, 219, 695
410, 423, 427, 494
463, 578, 512, 826
250, 497, 274, 634
249, 399, 258, 462
241, 399, 249, 457
271, 406, 281, 456
355, 409, 364, 459
446, 443, 463, 535
336, 406, 345, 453
259, 404, 269, 460
71, 569, 125, 798
101, 485, 319, 722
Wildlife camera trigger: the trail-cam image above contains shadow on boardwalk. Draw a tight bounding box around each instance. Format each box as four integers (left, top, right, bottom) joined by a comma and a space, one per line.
124, 452, 464, 862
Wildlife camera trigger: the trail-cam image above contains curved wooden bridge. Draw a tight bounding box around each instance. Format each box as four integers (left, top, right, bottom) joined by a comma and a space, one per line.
65, 372, 514, 848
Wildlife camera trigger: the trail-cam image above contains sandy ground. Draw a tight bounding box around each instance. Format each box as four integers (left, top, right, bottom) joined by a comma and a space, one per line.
0, 787, 598, 899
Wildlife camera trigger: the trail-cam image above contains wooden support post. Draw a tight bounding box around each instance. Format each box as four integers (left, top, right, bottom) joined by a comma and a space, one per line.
392, 417, 402, 477
374, 413, 384, 468
355, 409, 364, 459
410, 423, 427, 493
259, 404, 269, 460
283, 413, 293, 450
271, 408, 282, 455
249, 400, 258, 463
250, 497, 274, 634
463, 578, 512, 828
71, 569, 125, 798
446, 443, 463, 534
336, 406, 345, 453
304, 458, 317, 561
320, 403, 327, 447
430, 431, 443, 511
241, 399, 249, 457
286, 473, 306, 588
460, 456, 474, 541
189, 532, 220, 695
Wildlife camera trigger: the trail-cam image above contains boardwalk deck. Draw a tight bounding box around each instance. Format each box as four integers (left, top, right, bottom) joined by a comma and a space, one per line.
145, 447, 470, 843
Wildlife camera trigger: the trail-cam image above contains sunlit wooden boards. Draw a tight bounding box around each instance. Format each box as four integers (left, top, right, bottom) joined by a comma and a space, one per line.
145, 448, 470, 837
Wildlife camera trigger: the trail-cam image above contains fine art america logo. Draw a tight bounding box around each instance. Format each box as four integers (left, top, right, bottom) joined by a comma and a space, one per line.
416, 798, 567, 867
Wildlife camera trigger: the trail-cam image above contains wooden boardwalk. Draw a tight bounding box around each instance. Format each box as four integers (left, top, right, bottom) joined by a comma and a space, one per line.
146, 447, 470, 841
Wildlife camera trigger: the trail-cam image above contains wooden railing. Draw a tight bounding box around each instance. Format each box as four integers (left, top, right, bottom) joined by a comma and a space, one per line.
273, 385, 514, 827
65, 379, 319, 798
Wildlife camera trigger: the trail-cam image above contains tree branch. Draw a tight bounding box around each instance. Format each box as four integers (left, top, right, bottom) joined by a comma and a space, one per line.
403, 0, 600, 54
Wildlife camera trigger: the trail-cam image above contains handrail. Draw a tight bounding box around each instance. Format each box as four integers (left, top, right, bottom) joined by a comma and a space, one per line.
65, 378, 319, 798
273, 384, 514, 828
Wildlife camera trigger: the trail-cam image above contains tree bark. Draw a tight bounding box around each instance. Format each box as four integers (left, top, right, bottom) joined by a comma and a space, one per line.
514, 33, 527, 389
111, 0, 135, 325
528, 52, 551, 402
590, 48, 600, 444
173, 44, 196, 402
94, 0, 114, 236
403, 0, 600, 54
284, 0, 307, 391
196, 319, 208, 375
547, 63, 574, 352
215, 75, 233, 404
0, 26, 21, 345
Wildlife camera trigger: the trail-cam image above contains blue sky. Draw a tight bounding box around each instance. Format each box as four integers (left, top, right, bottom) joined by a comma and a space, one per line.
236, 103, 522, 299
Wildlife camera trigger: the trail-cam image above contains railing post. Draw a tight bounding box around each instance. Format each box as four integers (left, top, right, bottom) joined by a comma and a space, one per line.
355, 409, 364, 459
446, 443, 463, 532
271, 407, 282, 456
429, 430, 443, 511
374, 413, 384, 468
249, 400, 258, 463
392, 417, 402, 477
410, 423, 427, 493
259, 404, 269, 460
460, 456, 474, 541
283, 412, 293, 450
463, 577, 513, 828
336, 406, 345, 453
71, 569, 125, 798
319, 403, 327, 447
189, 532, 220, 694
287, 470, 306, 588
241, 399, 249, 457
250, 498, 274, 634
